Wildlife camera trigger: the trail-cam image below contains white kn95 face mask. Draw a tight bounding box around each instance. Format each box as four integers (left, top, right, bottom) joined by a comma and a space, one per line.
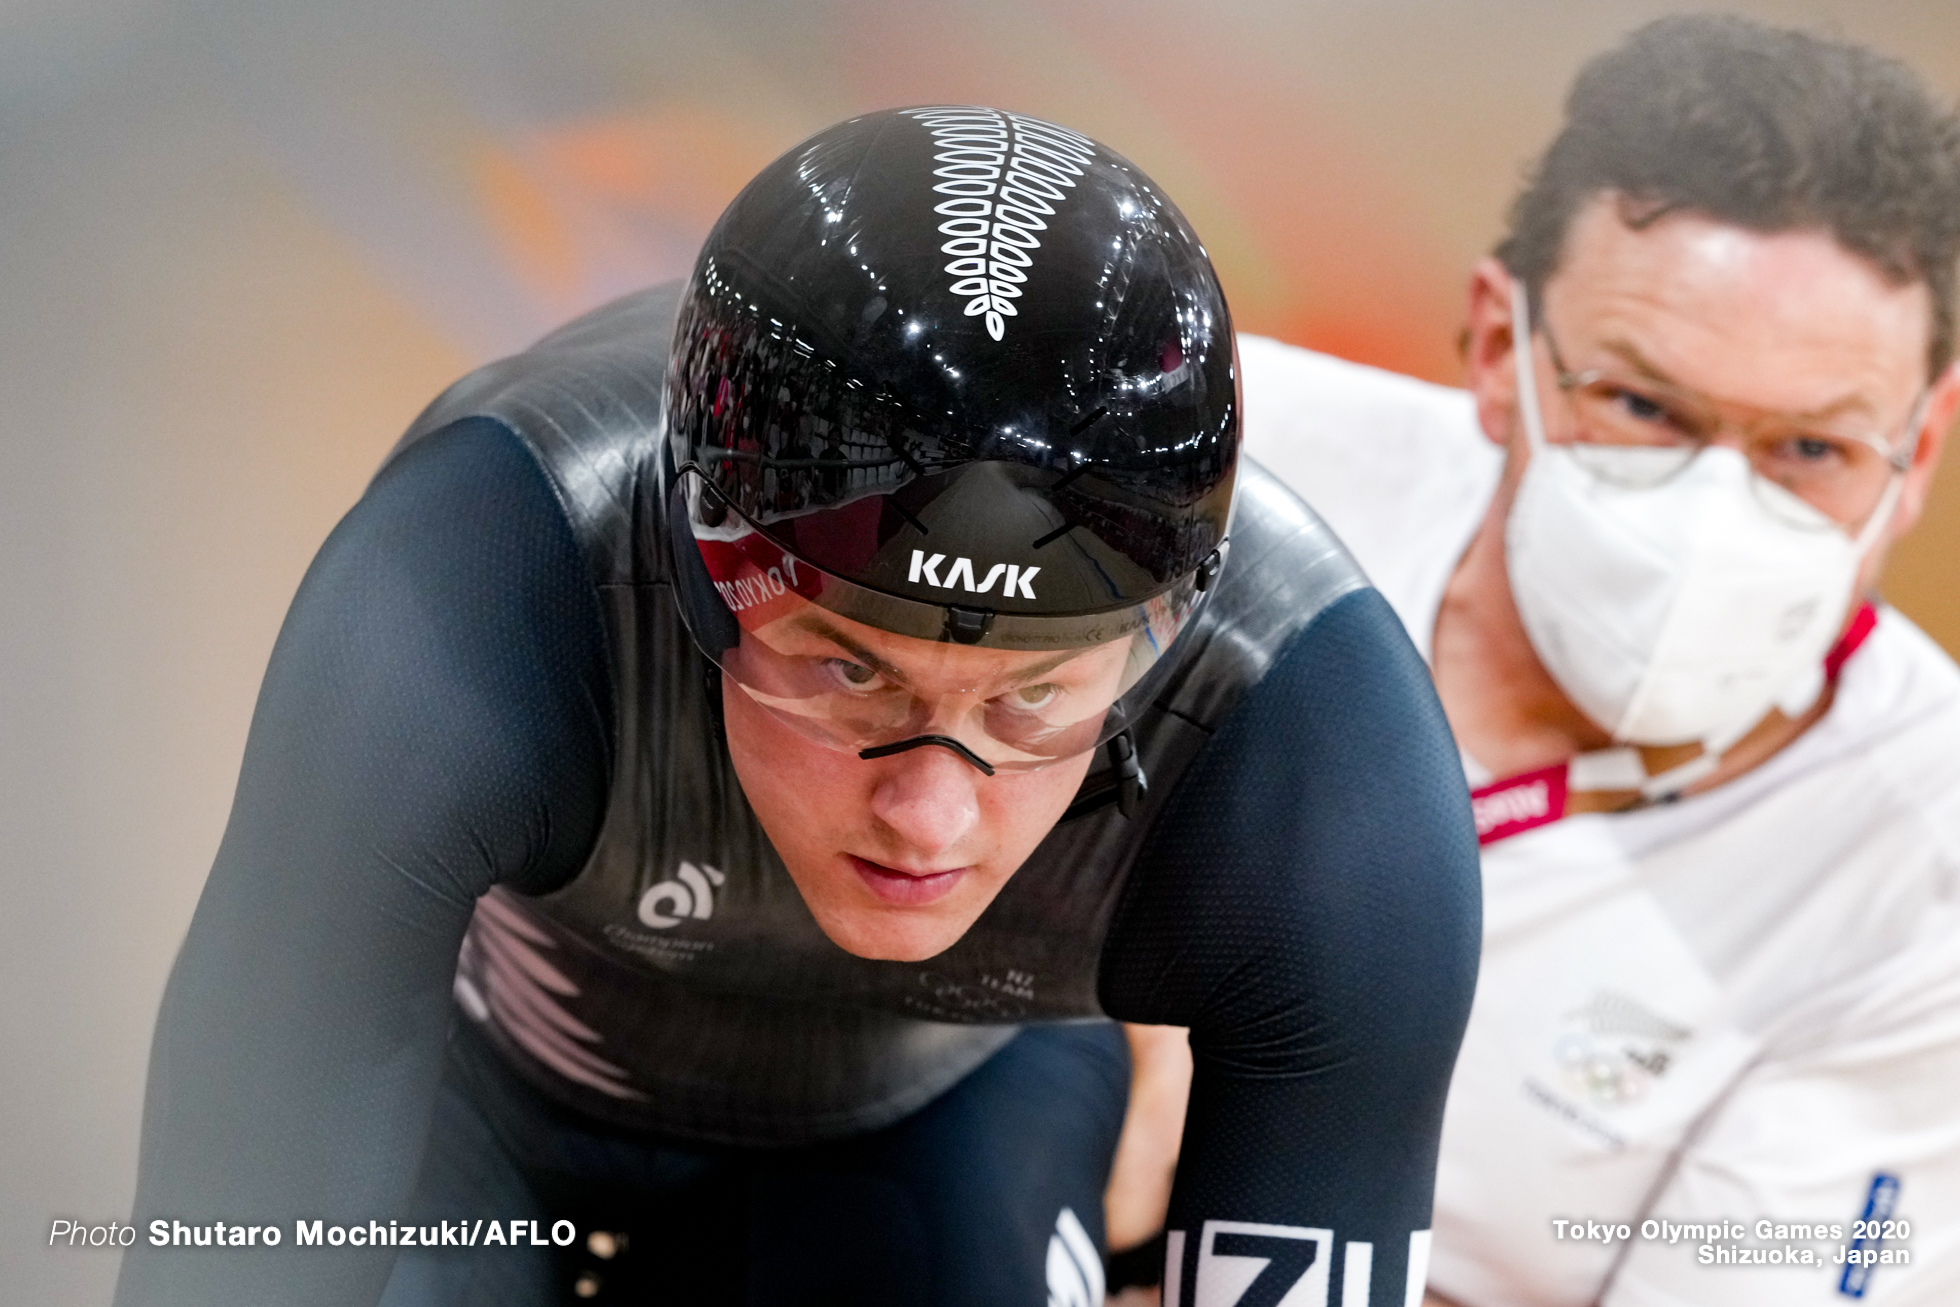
1502, 282, 1900, 771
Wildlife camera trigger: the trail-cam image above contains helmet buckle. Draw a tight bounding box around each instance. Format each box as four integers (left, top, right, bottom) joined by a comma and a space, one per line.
944, 606, 995, 645
1109, 729, 1149, 817
1196, 549, 1224, 592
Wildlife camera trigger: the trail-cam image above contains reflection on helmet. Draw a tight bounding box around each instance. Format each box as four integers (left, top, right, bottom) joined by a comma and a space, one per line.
672, 476, 1204, 770
664, 106, 1239, 770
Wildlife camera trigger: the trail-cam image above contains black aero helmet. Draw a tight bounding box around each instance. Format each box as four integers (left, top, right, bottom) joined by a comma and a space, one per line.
665, 106, 1238, 775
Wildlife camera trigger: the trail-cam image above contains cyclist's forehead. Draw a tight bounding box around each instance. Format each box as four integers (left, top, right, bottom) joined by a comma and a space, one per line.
1543, 199, 1931, 420
782, 608, 1124, 687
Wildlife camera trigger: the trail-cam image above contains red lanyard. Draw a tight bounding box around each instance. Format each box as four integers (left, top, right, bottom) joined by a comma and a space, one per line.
1470, 602, 1879, 846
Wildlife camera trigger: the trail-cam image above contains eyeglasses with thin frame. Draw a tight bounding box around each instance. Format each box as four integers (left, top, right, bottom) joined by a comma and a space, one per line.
1533, 313, 1926, 530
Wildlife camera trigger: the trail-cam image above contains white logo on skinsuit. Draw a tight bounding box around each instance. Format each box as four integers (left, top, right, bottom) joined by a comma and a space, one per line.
1047, 1207, 1105, 1307
1193, 1221, 1332, 1307
1164, 1224, 1428, 1307
636, 862, 726, 929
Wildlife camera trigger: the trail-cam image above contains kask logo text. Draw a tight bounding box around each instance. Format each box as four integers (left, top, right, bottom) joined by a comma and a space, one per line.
909, 550, 1039, 599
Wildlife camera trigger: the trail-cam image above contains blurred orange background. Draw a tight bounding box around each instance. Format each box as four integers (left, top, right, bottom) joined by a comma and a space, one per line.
4, 2, 1955, 1299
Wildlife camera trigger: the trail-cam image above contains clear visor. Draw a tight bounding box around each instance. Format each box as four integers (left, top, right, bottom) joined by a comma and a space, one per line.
672, 471, 1206, 772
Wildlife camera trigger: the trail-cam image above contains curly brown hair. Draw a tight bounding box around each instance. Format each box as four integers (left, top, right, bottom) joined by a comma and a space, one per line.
1497, 14, 1960, 378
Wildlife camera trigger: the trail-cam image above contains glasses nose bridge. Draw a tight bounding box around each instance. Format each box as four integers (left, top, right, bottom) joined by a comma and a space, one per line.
910, 683, 989, 739
1694, 411, 1827, 490
1663, 394, 1800, 472
1650, 377, 1769, 448
1702, 416, 1760, 457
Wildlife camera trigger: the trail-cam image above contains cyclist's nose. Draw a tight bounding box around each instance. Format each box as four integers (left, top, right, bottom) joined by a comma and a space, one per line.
867, 744, 983, 859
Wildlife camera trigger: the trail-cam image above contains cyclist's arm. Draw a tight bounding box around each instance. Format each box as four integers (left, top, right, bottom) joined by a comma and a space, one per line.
115, 418, 613, 1306
1102, 587, 1482, 1307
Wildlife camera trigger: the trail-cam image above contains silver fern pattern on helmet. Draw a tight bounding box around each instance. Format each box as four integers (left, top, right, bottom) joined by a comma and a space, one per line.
906, 107, 1098, 341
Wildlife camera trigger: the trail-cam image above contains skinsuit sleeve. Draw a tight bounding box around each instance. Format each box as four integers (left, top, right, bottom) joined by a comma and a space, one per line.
1100, 586, 1483, 1307
114, 418, 614, 1306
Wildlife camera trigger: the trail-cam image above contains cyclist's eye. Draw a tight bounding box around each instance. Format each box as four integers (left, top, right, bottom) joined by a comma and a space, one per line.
823, 658, 884, 691
1002, 682, 1061, 710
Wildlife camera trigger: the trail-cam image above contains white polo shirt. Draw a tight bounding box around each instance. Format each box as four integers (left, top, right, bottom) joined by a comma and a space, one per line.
1241, 334, 1960, 1307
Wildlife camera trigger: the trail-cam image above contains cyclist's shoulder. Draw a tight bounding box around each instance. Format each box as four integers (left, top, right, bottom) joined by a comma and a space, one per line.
1150, 458, 1373, 730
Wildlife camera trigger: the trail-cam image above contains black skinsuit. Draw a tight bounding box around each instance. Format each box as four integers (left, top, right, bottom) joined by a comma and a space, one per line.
117, 288, 1480, 1307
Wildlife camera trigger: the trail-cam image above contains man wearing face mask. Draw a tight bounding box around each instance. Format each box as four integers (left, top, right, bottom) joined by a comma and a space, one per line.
1241, 15, 1960, 1307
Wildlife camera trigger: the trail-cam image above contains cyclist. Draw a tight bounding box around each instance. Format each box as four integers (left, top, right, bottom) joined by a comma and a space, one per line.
119, 107, 1480, 1307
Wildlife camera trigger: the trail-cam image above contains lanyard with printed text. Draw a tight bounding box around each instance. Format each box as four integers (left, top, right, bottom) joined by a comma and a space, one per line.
1470, 601, 1879, 846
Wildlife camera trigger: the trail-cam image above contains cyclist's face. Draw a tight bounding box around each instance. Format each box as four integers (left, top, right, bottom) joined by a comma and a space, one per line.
722, 619, 1104, 962
1475, 196, 1952, 582
723, 601, 1136, 772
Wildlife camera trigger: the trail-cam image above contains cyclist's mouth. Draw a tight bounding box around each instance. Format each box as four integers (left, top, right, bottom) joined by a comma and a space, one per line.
847, 855, 969, 906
